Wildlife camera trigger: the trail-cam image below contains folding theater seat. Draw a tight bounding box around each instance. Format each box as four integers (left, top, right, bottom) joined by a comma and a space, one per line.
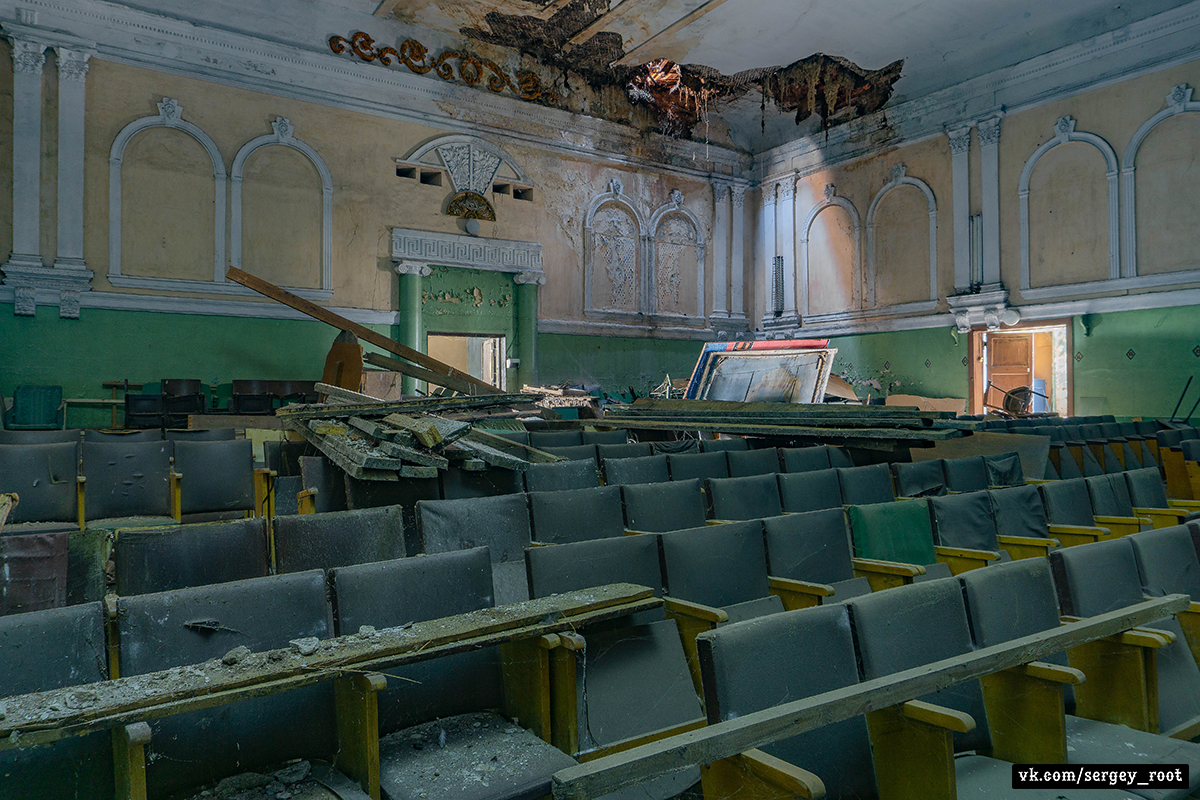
1041, 477, 1147, 536
707, 473, 782, 520
597, 441, 652, 461
836, 463, 895, 505
581, 428, 630, 445
538, 444, 599, 465
846, 498, 997, 585
80, 440, 175, 528
525, 531, 664, 610
983, 450, 1025, 486
989, 484, 1111, 548
298, 455, 349, 514
330, 548, 583, 800
1086, 474, 1154, 531
528, 485, 626, 544
891, 459, 948, 497
931, 490, 1054, 562
112, 517, 270, 595
726, 446, 780, 477
1124, 467, 1200, 526
699, 437, 748, 453
417, 493, 533, 604
0, 441, 80, 531
779, 444, 852, 472
601, 453, 669, 486
777, 468, 844, 513
621, 478, 709, 533
273, 505, 405, 574
164, 427, 236, 442
1129, 523, 1200, 667
529, 429, 584, 449
1101, 422, 1142, 470
1180, 440, 1200, 501
1078, 423, 1125, 474
761, 508, 873, 601
522, 457, 600, 492
1051, 537, 1200, 738
2, 384, 65, 430
666, 450, 728, 482
439, 463, 524, 499
1059, 425, 1107, 476
0, 428, 80, 444
170, 438, 261, 520
479, 428, 530, 446
83, 429, 162, 443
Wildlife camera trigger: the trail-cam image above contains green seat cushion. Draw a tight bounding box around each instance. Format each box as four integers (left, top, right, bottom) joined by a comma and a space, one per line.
847, 499, 936, 566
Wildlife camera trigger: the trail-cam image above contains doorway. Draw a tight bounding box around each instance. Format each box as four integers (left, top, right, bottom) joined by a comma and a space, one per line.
969, 322, 1071, 415
427, 333, 507, 391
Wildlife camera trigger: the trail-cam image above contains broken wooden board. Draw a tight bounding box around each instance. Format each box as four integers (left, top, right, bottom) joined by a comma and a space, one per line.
382, 414, 472, 448
466, 429, 564, 464
0, 493, 15, 531
276, 394, 540, 421
450, 437, 539, 471
315, 382, 384, 405
0, 584, 660, 751
285, 420, 399, 481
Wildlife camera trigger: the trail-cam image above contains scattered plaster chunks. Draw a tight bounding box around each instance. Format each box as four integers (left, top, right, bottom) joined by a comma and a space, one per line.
289, 637, 319, 656
222, 646, 252, 666
273, 761, 311, 785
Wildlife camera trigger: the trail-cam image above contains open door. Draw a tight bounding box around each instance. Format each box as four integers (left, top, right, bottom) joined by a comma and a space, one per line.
970, 322, 1071, 415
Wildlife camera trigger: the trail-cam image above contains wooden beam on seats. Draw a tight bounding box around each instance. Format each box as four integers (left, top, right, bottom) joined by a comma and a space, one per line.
275, 393, 539, 421
0, 584, 659, 752
549, 593, 1190, 800
225, 267, 500, 395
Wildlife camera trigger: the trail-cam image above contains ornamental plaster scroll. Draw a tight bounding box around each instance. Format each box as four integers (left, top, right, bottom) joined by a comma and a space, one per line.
799, 184, 863, 317
1018, 116, 1120, 295
231, 117, 334, 292
864, 164, 938, 309
583, 179, 647, 318
404, 135, 528, 196
648, 190, 706, 317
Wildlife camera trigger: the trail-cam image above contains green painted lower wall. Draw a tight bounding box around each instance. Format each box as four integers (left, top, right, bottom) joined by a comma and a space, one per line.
829, 326, 969, 402
0, 304, 392, 428
538, 333, 704, 393
418, 266, 519, 390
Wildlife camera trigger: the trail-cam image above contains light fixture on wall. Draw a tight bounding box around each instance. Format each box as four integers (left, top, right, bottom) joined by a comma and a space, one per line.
1002, 308, 1021, 327
464, 219, 482, 236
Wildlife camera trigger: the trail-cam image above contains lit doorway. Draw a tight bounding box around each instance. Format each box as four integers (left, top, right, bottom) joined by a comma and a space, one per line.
426, 333, 507, 391
968, 322, 1071, 415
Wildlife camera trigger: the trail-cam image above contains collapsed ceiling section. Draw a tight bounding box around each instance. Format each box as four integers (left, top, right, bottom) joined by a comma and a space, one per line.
402, 0, 905, 147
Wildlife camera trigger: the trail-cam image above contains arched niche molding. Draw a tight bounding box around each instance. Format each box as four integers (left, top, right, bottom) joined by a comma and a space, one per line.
864, 164, 938, 313
648, 190, 705, 321
1019, 116, 1119, 300
403, 134, 528, 195
799, 183, 863, 322
1121, 84, 1200, 286
108, 97, 226, 286
583, 178, 649, 320
231, 117, 334, 295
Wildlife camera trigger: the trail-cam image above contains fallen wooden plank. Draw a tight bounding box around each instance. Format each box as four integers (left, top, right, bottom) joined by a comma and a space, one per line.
0, 584, 659, 750
551, 593, 1190, 799
286, 420, 398, 481
451, 437, 537, 471
305, 423, 406, 471
398, 465, 439, 479
0, 493, 15, 531
276, 394, 539, 421
611, 419, 962, 442
226, 267, 500, 395
315, 382, 384, 405
466, 429, 564, 464
383, 414, 472, 448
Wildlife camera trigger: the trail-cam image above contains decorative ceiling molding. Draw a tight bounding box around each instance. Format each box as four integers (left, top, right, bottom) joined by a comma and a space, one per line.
390, 227, 543, 275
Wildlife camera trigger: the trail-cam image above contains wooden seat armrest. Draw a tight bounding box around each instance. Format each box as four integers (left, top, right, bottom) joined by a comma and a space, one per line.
996, 534, 1058, 549
901, 700, 976, 734
1134, 507, 1189, 521
1047, 524, 1109, 539
1025, 479, 1054, 485
934, 546, 1001, 562
1168, 499, 1200, 510
851, 558, 926, 577
731, 749, 826, 799
663, 597, 728, 624
1183, 602, 1200, 616
76, 475, 86, 530
706, 520, 732, 526
624, 529, 655, 537
768, 576, 835, 597
1094, 514, 1152, 528
1019, 661, 1086, 685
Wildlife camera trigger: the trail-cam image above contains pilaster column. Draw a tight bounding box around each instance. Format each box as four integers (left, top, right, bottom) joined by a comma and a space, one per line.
759, 184, 777, 326
54, 47, 90, 271
730, 185, 746, 321
4, 38, 46, 277
711, 182, 730, 319
978, 116, 1003, 287
514, 271, 545, 390
776, 177, 797, 319
395, 260, 430, 395
947, 125, 973, 293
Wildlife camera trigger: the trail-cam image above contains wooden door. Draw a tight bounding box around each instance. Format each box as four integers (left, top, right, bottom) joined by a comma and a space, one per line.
987, 334, 1033, 408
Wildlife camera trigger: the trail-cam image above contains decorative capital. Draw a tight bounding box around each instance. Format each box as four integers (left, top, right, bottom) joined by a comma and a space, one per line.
394, 260, 431, 277
608, 177, 623, 197
55, 48, 91, 82
514, 270, 546, 286
946, 125, 972, 155
713, 182, 729, 202
978, 116, 1002, 146
11, 39, 45, 75
762, 183, 777, 206
1168, 84, 1193, 109
777, 180, 794, 200
1052, 116, 1075, 143
731, 185, 746, 209
271, 116, 294, 140
889, 163, 907, 183
157, 97, 182, 123
822, 183, 836, 201
669, 188, 684, 206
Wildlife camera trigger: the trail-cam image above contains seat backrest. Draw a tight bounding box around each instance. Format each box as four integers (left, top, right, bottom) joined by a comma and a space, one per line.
696, 603, 879, 800
1183, 439, 1200, 462
0, 428, 80, 444
622, 478, 707, 532
114, 518, 270, 595
708, 473, 782, 520
778, 445, 832, 473
1135, 420, 1160, 437
891, 459, 947, 497
1079, 424, 1105, 440
529, 485, 625, 543
983, 451, 1025, 487
847, 577, 992, 753
174, 439, 255, 515
1099, 422, 1124, 439
540, 444, 599, 465
929, 491, 1000, 551
330, 548, 502, 734
438, 465, 524, 499
661, 520, 768, 608
0, 441, 78, 523
777, 469, 843, 513
826, 446, 854, 468
418, 493, 531, 564
1125, 467, 1170, 509
1038, 478, 1096, 527
1085, 474, 1135, 518
523, 458, 601, 492
988, 485, 1050, 539
526, 534, 663, 598
480, 429, 530, 446
726, 447, 781, 477
1158, 429, 1187, 449
837, 463, 895, 505
942, 455, 989, 492
1129, 525, 1200, 598
582, 429, 629, 445
118, 571, 334, 798
82, 440, 171, 520
165, 428, 236, 442
1049, 538, 1145, 616
1054, 443, 1086, 478
0, 602, 112, 800
6, 385, 63, 429
847, 498, 936, 566
667, 451, 729, 482
602, 454, 669, 486
762, 508, 855, 584
298, 455, 349, 513
83, 429, 162, 442
597, 442, 653, 461
961, 556, 1063, 646
274, 505, 406, 574
530, 430, 584, 448
700, 438, 749, 453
